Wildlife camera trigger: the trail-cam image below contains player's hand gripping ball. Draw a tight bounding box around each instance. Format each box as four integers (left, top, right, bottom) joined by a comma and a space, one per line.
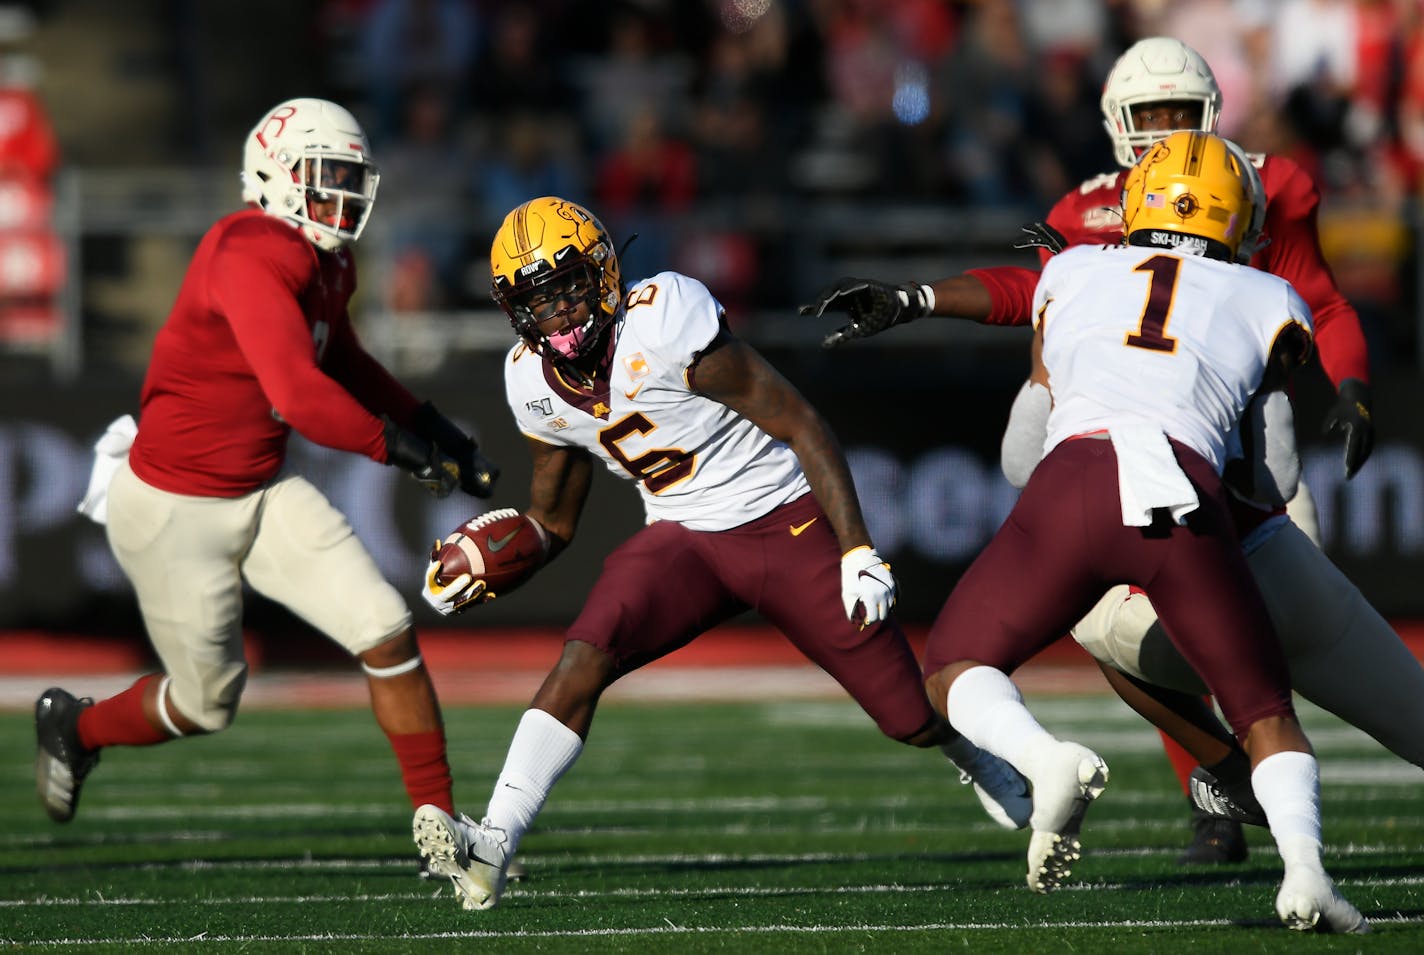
421, 508, 549, 615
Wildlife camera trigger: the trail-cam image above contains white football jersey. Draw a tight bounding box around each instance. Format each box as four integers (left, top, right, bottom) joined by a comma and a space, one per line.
1035, 245, 1312, 472
505, 271, 811, 531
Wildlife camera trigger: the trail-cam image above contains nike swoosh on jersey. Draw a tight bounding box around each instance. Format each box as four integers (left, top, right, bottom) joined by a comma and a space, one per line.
487, 529, 521, 552
624, 382, 644, 400
789, 518, 818, 536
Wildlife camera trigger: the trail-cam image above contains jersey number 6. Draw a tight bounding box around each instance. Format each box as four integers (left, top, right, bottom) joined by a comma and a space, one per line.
599, 412, 695, 493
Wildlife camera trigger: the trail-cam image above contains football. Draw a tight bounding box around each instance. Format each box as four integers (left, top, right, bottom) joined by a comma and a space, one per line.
433, 509, 548, 599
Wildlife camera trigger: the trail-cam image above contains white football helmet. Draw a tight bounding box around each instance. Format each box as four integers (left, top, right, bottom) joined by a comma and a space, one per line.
1101, 37, 1222, 169
239, 98, 379, 252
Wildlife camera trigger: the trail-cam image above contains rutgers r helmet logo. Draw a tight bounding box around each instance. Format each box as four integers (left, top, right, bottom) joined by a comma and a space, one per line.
254, 105, 297, 150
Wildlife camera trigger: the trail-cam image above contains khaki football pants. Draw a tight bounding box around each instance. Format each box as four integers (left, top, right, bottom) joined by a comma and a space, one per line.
105, 461, 411, 731
1073, 519, 1424, 768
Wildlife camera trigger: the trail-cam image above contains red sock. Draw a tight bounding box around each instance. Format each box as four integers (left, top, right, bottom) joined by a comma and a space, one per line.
387, 730, 454, 813
77, 674, 172, 750
1160, 727, 1201, 796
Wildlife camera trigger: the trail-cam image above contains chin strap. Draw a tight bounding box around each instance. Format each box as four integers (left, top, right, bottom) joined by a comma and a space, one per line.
616, 232, 639, 260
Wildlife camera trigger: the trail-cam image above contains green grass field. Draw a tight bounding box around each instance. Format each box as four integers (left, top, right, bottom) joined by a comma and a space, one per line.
2, 691, 1420, 952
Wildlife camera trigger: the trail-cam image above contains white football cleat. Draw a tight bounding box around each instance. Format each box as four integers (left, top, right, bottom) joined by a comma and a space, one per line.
1276, 867, 1369, 934
418, 852, 527, 882
413, 804, 511, 910
1024, 741, 1109, 893
952, 745, 1032, 830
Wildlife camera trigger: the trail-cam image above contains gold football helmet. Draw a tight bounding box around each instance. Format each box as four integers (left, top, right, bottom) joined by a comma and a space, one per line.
1121, 131, 1255, 262
490, 197, 622, 369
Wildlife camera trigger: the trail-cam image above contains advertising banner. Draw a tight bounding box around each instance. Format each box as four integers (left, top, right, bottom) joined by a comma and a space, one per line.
0, 360, 1413, 637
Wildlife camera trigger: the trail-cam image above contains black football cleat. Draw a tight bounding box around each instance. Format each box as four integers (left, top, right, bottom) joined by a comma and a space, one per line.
1178, 804, 1248, 864
1188, 764, 1268, 827
35, 687, 100, 823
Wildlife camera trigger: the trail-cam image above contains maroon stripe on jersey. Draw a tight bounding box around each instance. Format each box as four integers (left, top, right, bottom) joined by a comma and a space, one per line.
539, 356, 610, 415
924, 437, 1294, 737
567, 493, 936, 741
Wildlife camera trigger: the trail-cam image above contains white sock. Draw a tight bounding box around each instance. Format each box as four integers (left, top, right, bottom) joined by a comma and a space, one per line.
484, 708, 583, 855
1252, 750, 1324, 867
945, 665, 1056, 775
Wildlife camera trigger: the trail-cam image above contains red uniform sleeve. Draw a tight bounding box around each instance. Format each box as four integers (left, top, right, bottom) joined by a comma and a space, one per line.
324, 316, 422, 428
963, 183, 1117, 327
208, 223, 390, 461
1257, 156, 1371, 387
964, 266, 1039, 326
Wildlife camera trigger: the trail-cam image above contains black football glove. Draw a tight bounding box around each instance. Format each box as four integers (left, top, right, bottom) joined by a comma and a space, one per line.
1321, 377, 1374, 480
1012, 220, 1068, 255
454, 446, 499, 498
382, 419, 460, 498
411, 401, 500, 498
798, 278, 932, 348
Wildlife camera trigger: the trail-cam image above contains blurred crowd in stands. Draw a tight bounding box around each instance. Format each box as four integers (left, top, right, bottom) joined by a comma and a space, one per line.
293, 0, 1423, 366
2, 0, 1424, 375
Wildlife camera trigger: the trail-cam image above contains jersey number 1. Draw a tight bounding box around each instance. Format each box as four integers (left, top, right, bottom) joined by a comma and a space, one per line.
1125, 255, 1180, 353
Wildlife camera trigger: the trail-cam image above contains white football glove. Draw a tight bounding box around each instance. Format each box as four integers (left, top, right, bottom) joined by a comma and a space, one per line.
420, 507, 521, 616
421, 554, 486, 616
840, 545, 896, 628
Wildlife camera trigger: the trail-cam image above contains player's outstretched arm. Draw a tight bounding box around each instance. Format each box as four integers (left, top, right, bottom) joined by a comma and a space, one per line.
799, 274, 1002, 348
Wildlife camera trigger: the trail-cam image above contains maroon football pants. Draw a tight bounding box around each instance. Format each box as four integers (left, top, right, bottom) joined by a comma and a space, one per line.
924, 437, 1295, 738
567, 493, 937, 741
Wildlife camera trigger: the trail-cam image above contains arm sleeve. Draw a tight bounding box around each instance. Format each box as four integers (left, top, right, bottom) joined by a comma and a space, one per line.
1259, 160, 1370, 387
1000, 379, 1051, 488
1226, 390, 1300, 508
209, 225, 390, 462
963, 266, 1040, 327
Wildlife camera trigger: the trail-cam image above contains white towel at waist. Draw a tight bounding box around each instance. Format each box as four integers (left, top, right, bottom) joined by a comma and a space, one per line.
1110, 424, 1200, 527
76, 414, 137, 525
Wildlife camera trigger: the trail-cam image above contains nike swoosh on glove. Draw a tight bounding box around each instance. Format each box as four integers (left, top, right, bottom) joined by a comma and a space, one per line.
840, 545, 897, 628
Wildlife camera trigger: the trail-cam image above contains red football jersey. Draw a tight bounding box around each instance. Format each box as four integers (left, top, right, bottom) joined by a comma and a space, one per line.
967, 154, 1370, 388
128, 209, 419, 496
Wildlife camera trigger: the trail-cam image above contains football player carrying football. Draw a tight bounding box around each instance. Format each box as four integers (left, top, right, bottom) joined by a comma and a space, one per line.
412, 195, 1031, 911
801, 36, 1387, 865
920, 131, 1365, 932
35, 99, 498, 869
